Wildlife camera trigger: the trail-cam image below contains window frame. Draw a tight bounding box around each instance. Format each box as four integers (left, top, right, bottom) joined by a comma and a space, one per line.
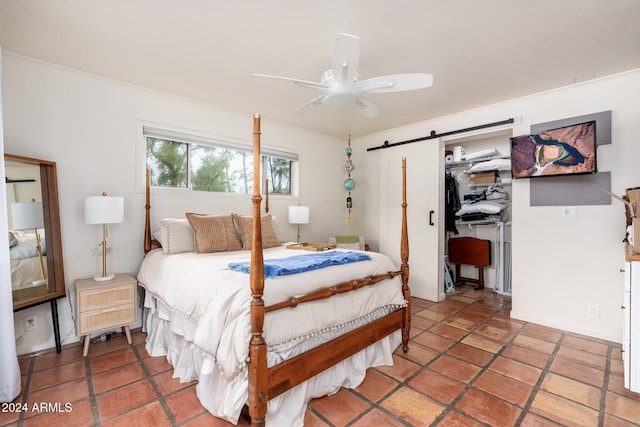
136, 121, 300, 199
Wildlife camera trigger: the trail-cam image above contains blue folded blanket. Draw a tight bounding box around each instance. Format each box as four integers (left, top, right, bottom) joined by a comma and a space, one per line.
228, 251, 372, 279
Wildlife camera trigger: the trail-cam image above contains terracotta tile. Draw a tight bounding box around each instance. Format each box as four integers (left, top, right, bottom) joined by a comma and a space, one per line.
460, 332, 504, 353
302, 408, 330, 427
101, 401, 171, 427
562, 334, 609, 356
530, 390, 599, 426
512, 334, 558, 355
549, 358, 604, 388
21, 399, 93, 427
183, 410, 248, 426
32, 347, 84, 372
430, 355, 482, 383
429, 323, 468, 340
26, 377, 89, 405
409, 368, 465, 404
91, 361, 146, 394
455, 388, 521, 426
603, 414, 640, 426
350, 408, 407, 426
412, 331, 455, 352
555, 346, 607, 370
437, 410, 486, 427
136, 342, 150, 359
474, 370, 533, 407
165, 386, 207, 423
374, 354, 420, 382
501, 343, 551, 369
521, 323, 563, 343
85, 334, 135, 357
354, 369, 399, 403
89, 347, 138, 373
308, 388, 369, 426
143, 354, 173, 375
446, 342, 493, 367
430, 299, 467, 313
455, 309, 490, 324
409, 314, 435, 331
490, 356, 542, 386
414, 309, 449, 322
95, 378, 156, 419
0, 402, 20, 425
444, 316, 477, 331
605, 391, 640, 424
28, 360, 86, 391
610, 358, 624, 377
519, 412, 565, 426
153, 369, 196, 395
399, 342, 439, 365
475, 324, 514, 343
381, 387, 445, 426
540, 372, 601, 409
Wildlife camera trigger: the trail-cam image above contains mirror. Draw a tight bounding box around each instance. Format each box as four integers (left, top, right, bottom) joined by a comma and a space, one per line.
4, 153, 65, 311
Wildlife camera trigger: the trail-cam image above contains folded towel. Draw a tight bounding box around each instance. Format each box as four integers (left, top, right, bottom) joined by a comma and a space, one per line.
228, 251, 371, 279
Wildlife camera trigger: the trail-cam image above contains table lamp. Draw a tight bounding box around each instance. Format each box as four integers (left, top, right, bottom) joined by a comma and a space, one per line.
11, 201, 47, 286
84, 193, 124, 281
288, 204, 309, 243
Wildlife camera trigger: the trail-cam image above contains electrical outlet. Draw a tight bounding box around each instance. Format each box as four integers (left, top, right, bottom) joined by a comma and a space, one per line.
24, 315, 37, 331
587, 304, 600, 319
562, 207, 577, 217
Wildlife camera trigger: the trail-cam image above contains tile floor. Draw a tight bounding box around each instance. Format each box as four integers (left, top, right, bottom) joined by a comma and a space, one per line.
3, 285, 640, 426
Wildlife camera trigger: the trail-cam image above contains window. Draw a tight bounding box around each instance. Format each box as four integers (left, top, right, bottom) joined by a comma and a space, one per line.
143, 126, 297, 195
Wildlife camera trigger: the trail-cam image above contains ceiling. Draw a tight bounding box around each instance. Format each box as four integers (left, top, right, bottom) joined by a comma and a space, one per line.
1, 0, 639, 139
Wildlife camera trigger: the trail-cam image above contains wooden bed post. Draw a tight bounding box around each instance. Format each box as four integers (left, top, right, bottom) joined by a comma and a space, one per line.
144, 167, 153, 254
248, 114, 268, 426
400, 157, 411, 353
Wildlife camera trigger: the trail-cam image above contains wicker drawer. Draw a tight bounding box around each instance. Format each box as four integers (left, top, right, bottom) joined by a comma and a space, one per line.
79, 303, 135, 335
79, 283, 135, 311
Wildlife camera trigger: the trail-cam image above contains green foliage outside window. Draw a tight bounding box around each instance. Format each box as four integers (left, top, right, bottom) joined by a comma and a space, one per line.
146, 137, 292, 195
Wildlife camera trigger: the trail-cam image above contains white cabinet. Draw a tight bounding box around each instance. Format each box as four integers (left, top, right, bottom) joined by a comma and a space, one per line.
623, 252, 640, 392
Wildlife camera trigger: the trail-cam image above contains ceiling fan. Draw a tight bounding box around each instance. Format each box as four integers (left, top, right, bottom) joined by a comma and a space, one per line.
252, 33, 433, 118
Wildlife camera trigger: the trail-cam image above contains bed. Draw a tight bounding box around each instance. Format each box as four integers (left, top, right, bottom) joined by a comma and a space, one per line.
137, 114, 410, 426
9, 230, 49, 301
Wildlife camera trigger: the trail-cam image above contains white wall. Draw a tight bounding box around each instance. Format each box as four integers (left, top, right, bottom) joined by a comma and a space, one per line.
2, 53, 347, 354
352, 69, 640, 343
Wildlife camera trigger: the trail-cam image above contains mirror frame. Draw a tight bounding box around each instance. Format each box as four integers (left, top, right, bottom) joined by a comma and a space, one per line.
5, 153, 66, 311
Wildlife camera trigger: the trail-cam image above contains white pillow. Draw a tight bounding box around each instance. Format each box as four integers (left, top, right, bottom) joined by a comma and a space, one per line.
468, 158, 511, 173
456, 201, 507, 216
270, 215, 288, 242
159, 218, 195, 254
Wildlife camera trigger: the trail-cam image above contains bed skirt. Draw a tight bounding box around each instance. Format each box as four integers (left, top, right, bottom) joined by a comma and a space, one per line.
143, 295, 401, 426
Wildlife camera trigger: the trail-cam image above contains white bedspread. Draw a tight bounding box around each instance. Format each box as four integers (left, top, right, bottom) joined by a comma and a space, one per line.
137, 246, 406, 383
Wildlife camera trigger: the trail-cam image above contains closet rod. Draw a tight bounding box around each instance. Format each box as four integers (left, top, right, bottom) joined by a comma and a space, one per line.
366, 118, 515, 152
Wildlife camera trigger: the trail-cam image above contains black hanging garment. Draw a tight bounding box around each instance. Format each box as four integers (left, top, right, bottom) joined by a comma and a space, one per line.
445, 172, 461, 234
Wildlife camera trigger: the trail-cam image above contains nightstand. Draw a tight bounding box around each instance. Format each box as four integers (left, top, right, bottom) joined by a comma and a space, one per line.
75, 273, 137, 357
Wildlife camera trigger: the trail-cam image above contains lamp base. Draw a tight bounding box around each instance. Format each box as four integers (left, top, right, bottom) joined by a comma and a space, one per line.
32, 278, 49, 286
93, 273, 115, 282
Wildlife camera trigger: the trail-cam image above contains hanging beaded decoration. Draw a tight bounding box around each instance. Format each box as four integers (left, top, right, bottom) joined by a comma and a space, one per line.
343, 135, 355, 224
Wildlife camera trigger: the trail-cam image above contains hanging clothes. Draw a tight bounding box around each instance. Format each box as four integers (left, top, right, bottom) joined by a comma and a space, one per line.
445, 172, 461, 234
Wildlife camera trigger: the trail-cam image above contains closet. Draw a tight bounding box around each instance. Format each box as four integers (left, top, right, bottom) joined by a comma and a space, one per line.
444, 131, 513, 296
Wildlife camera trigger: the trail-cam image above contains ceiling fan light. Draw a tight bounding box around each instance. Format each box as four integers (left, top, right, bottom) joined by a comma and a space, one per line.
324, 92, 359, 105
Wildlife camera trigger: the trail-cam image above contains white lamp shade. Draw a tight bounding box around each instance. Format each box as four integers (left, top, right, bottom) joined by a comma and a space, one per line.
84, 195, 124, 224
11, 202, 44, 230
288, 205, 310, 225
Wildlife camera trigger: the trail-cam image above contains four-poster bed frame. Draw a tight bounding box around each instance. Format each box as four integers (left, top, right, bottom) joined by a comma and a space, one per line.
143, 114, 410, 426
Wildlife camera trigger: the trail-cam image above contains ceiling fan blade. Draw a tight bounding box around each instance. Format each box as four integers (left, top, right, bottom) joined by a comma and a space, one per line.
353, 97, 380, 118
356, 73, 433, 93
295, 94, 327, 114
332, 33, 360, 85
252, 73, 330, 91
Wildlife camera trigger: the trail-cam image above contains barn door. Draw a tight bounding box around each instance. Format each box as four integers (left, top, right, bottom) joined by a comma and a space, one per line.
379, 139, 444, 301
